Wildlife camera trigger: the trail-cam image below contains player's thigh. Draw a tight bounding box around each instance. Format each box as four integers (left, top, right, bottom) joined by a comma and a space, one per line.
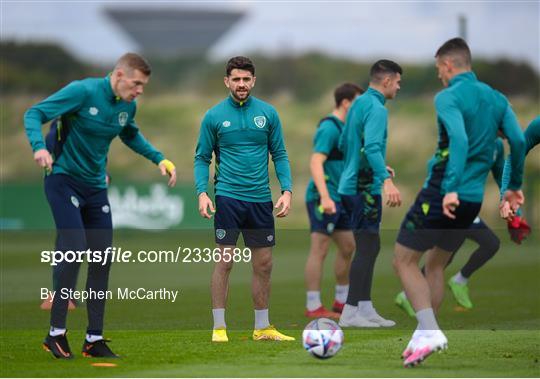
465, 218, 500, 251
436, 200, 482, 252
44, 174, 86, 229
214, 195, 245, 246
425, 246, 453, 271
396, 188, 445, 253
44, 174, 87, 250
82, 188, 112, 251
243, 201, 275, 248
393, 242, 423, 267
331, 230, 355, 257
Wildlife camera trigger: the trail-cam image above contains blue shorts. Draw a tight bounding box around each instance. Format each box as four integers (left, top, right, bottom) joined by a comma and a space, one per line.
214, 195, 275, 247
341, 192, 382, 234
396, 187, 482, 252
306, 200, 352, 235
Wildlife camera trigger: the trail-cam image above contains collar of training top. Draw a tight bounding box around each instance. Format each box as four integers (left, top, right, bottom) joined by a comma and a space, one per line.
104, 74, 122, 103
366, 87, 386, 105
449, 71, 477, 87
227, 94, 253, 108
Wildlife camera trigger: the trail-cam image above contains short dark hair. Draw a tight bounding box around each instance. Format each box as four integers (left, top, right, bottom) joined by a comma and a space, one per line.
370, 59, 403, 83
334, 83, 364, 107
115, 53, 151, 76
435, 37, 472, 67
226, 56, 255, 76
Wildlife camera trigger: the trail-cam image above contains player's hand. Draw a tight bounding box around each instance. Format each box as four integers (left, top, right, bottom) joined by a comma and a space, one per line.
198, 192, 215, 219
499, 200, 513, 220
500, 190, 525, 220
386, 165, 395, 178
442, 192, 459, 219
275, 191, 292, 218
34, 149, 53, 172
383, 178, 401, 207
507, 216, 532, 244
319, 196, 336, 215
159, 159, 177, 187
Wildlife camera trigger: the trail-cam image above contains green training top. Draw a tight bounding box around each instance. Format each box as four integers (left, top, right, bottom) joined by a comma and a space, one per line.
194, 95, 292, 203
490, 138, 505, 189
338, 87, 390, 196
305, 115, 345, 202
423, 72, 525, 202
500, 116, 540, 195
24, 76, 164, 188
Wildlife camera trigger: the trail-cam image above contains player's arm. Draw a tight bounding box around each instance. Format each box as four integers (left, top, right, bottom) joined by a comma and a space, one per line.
524, 117, 540, 155
434, 93, 467, 218
119, 114, 176, 187
23, 81, 87, 170
364, 108, 400, 207
310, 122, 339, 214
194, 111, 217, 218
498, 104, 526, 219
337, 107, 361, 195
490, 139, 505, 189
268, 110, 292, 217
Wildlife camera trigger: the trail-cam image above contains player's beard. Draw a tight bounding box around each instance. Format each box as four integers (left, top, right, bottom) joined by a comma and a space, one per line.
231, 87, 250, 102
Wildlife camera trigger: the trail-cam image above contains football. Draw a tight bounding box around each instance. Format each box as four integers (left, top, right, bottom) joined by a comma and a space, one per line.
302, 318, 344, 359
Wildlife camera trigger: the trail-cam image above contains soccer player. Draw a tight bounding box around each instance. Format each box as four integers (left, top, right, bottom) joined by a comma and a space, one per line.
499, 116, 539, 229
304, 83, 363, 319
24, 53, 177, 359
393, 38, 526, 367
395, 138, 505, 315
337, 60, 403, 328
194, 56, 294, 342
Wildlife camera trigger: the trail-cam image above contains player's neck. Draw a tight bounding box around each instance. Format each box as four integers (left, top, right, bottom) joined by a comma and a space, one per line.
110, 74, 121, 98
448, 67, 472, 82
332, 108, 346, 122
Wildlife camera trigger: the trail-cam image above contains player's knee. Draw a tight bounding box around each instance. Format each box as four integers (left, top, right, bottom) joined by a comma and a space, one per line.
392, 256, 402, 275
254, 258, 273, 276
484, 235, 500, 256
216, 260, 234, 273
338, 240, 355, 259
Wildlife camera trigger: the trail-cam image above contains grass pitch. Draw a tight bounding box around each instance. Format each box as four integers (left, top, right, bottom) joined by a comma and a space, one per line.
1, 230, 539, 377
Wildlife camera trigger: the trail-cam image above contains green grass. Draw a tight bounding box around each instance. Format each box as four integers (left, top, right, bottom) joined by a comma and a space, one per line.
1, 231, 539, 377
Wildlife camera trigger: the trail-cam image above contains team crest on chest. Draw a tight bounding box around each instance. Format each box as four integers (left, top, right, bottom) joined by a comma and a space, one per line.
254, 116, 266, 128
118, 112, 129, 127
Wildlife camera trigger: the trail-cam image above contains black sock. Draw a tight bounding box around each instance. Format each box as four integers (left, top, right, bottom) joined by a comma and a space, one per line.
346, 231, 380, 305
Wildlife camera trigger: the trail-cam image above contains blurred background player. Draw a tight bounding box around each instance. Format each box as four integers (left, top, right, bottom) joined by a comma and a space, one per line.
24, 53, 177, 359
194, 56, 294, 342
304, 83, 363, 319
393, 38, 526, 367
499, 116, 539, 230
395, 137, 505, 315
337, 60, 403, 328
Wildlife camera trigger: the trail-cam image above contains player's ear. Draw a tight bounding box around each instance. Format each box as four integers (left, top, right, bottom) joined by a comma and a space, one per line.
382, 75, 391, 89
116, 68, 125, 80
224, 76, 230, 89
252, 76, 256, 87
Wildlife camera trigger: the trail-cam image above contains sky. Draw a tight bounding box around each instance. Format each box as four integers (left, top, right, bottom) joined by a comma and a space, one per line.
1, 1, 539, 69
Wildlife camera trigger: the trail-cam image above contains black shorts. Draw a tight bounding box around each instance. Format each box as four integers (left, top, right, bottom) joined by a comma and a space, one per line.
341, 192, 382, 234
306, 200, 352, 235
214, 195, 275, 247
396, 187, 481, 252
